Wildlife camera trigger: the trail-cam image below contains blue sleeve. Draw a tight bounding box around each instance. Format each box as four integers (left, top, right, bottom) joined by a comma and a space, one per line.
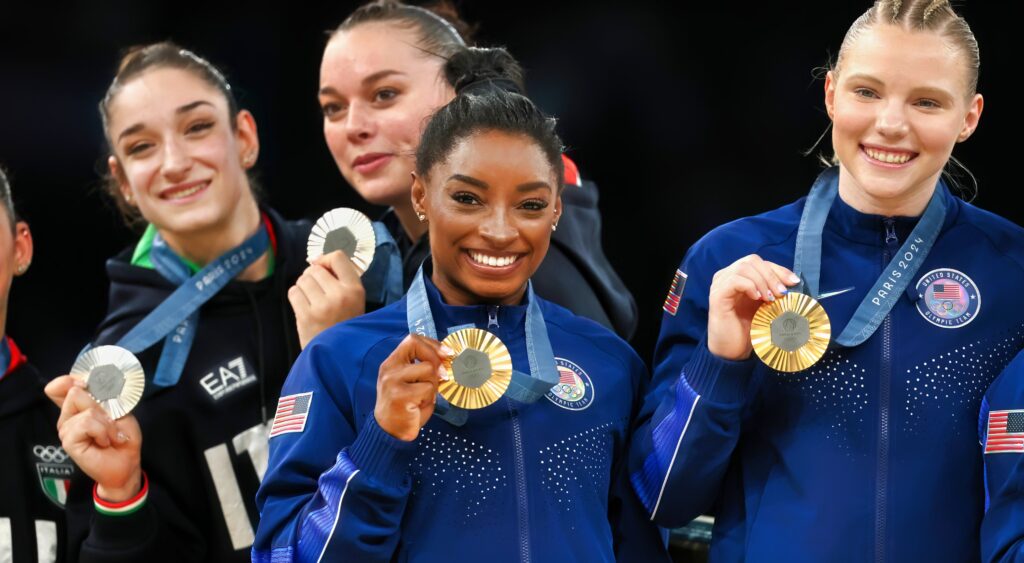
628, 249, 756, 528
252, 337, 417, 563
609, 350, 671, 562
981, 350, 1024, 563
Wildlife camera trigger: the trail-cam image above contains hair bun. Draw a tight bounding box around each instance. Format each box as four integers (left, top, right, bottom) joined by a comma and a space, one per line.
445, 47, 525, 96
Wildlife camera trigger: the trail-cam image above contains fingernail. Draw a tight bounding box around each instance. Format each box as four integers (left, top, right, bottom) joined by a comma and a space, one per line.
74, 379, 87, 388
754, 291, 762, 300
776, 284, 787, 295
437, 365, 450, 382
789, 274, 801, 284
767, 293, 775, 302
117, 432, 128, 443
440, 344, 455, 358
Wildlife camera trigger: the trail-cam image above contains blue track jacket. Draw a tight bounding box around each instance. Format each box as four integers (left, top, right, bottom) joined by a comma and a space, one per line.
980, 349, 1024, 562
254, 275, 668, 562
631, 168, 1024, 562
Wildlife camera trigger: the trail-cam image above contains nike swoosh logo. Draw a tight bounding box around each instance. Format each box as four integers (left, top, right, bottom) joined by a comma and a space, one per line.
817, 286, 856, 300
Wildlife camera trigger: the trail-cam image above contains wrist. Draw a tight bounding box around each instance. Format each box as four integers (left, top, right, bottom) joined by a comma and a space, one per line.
94, 471, 148, 516
96, 469, 144, 504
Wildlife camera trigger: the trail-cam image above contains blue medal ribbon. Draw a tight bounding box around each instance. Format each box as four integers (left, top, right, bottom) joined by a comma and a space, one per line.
405, 266, 559, 426
115, 223, 270, 388
361, 221, 404, 306
0, 336, 11, 380
793, 167, 946, 347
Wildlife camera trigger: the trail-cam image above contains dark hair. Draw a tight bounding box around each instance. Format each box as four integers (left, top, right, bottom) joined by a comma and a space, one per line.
416, 47, 563, 187
98, 42, 241, 227
0, 166, 15, 230
333, 0, 474, 59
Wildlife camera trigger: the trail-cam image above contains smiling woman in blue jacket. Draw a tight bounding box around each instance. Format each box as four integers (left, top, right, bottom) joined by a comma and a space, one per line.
253, 47, 667, 563
630, 1, 1024, 561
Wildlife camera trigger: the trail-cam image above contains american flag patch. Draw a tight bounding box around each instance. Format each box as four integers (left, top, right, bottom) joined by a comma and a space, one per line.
270, 392, 313, 438
985, 409, 1024, 454
663, 269, 687, 315
933, 283, 961, 299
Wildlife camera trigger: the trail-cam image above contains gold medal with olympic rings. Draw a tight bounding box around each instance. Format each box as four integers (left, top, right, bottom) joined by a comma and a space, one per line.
439, 328, 513, 409
750, 292, 831, 372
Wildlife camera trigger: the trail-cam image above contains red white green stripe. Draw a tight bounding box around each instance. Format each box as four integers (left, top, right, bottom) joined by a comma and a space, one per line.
93, 472, 149, 516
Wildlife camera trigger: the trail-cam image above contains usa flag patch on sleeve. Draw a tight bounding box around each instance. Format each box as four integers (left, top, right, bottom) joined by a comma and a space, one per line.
985, 409, 1024, 454
663, 269, 687, 315
270, 392, 313, 438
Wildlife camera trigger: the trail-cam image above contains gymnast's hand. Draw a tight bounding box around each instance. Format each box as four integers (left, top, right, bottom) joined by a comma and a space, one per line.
289, 250, 366, 348
707, 254, 801, 361
374, 335, 454, 442
45, 375, 144, 502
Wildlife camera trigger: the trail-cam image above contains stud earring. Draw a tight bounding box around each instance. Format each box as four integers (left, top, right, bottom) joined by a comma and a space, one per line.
417, 213, 426, 222
15, 263, 28, 275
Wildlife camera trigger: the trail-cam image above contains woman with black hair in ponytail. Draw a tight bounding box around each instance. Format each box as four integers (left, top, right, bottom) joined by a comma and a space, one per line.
301, 0, 638, 342
254, 47, 669, 563
0, 167, 74, 563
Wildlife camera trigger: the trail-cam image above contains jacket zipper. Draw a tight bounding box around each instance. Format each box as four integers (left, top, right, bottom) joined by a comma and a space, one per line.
489, 306, 531, 563
875, 219, 898, 563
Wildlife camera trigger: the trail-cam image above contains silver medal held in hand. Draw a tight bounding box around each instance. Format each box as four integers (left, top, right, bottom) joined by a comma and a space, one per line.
307, 208, 376, 273
70, 345, 146, 419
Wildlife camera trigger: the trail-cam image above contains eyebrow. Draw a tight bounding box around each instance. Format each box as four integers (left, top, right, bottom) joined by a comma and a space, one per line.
116, 100, 215, 141
448, 174, 552, 192
844, 73, 956, 98
318, 70, 407, 97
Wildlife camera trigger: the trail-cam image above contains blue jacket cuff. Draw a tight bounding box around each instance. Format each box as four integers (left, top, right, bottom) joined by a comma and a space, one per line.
682, 333, 755, 404
347, 415, 418, 488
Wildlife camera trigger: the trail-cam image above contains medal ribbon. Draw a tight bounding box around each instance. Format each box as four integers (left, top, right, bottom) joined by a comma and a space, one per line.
0, 336, 10, 381
793, 167, 946, 347
361, 221, 404, 307
406, 266, 560, 426
114, 222, 270, 388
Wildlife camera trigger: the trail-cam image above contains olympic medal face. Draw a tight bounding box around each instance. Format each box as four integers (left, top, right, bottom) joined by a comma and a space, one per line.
307, 208, 376, 273
71, 346, 146, 419
439, 328, 513, 409
750, 293, 831, 372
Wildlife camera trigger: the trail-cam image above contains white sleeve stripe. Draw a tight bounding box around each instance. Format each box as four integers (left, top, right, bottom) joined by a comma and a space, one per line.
651, 395, 701, 520
316, 469, 360, 563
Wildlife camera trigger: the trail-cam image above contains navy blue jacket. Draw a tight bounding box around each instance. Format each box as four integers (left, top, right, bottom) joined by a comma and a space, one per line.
253, 275, 667, 562
630, 169, 1024, 562
980, 349, 1024, 562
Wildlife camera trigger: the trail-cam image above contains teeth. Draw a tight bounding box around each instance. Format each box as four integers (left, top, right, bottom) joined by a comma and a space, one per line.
166, 184, 205, 200
469, 251, 518, 267
865, 148, 911, 165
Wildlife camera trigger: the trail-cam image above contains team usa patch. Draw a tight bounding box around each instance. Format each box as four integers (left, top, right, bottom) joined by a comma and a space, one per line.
663, 269, 687, 316
545, 358, 594, 411
33, 444, 74, 508
270, 392, 313, 438
985, 409, 1024, 454
914, 268, 980, 329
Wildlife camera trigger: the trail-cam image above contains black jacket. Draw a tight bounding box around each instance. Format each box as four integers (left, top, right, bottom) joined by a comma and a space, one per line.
64, 208, 310, 563
0, 338, 75, 563
383, 156, 639, 340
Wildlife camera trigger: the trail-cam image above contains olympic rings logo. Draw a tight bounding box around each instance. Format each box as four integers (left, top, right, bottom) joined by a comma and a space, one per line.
33, 445, 69, 463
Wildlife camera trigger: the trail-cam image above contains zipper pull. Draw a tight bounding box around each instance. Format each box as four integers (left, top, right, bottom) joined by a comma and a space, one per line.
487, 306, 499, 330
883, 218, 898, 250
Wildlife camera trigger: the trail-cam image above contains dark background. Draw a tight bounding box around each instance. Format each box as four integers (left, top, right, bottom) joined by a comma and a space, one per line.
2, 1, 1021, 379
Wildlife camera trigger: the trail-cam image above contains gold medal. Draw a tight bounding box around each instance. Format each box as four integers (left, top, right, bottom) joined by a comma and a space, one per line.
70, 346, 146, 419
750, 292, 831, 372
439, 328, 513, 409
307, 208, 376, 273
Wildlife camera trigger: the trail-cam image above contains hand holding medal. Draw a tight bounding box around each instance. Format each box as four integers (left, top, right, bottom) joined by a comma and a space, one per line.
44, 346, 145, 503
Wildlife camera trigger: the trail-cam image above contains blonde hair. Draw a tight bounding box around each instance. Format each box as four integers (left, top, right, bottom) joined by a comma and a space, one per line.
834, 0, 980, 95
